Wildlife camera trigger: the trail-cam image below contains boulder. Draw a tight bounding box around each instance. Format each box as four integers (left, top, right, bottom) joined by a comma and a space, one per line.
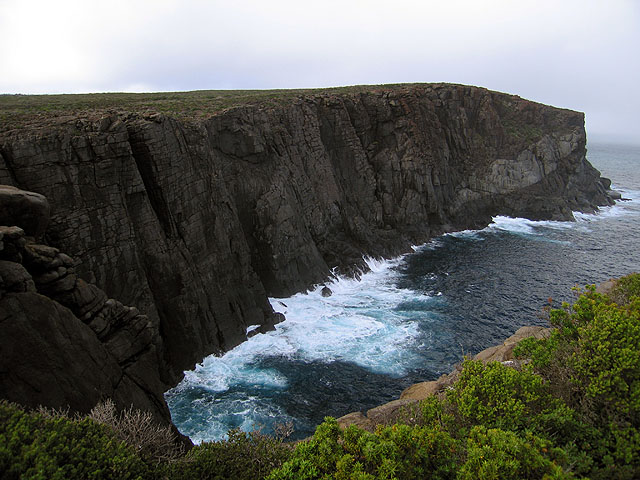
336, 412, 373, 431
0, 260, 36, 294
399, 379, 442, 401
0, 185, 50, 238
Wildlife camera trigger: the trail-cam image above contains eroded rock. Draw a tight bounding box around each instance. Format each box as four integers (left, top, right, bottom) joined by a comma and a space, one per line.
0, 185, 50, 237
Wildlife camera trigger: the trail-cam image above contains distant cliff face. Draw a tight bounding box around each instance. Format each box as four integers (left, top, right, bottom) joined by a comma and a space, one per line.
0, 84, 612, 394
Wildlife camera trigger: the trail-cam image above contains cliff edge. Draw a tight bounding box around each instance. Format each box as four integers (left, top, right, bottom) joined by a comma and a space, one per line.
0, 84, 613, 423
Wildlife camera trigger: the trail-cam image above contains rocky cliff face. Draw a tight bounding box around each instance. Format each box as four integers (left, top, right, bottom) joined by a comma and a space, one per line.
0, 187, 170, 426
0, 84, 612, 422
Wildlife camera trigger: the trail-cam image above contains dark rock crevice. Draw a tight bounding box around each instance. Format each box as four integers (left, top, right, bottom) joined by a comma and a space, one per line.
127, 126, 176, 239
0, 148, 19, 186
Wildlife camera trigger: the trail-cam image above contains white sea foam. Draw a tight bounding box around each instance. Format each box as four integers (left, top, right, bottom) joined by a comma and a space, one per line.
487, 215, 582, 235
166, 255, 429, 441
574, 188, 640, 223
266, 256, 423, 375
445, 229, 486, 240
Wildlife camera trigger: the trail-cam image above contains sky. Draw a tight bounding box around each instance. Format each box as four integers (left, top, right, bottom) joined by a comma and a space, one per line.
0, 0, 638, 143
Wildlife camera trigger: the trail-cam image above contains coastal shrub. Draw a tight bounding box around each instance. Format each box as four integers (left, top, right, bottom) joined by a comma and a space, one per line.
457, 426, 573, 480
514, 276, 640, 421
446, 359, 554, 431
511, 274, 640, 478
267, 417, 459, 480
416, 395, 457, 432
0, 400, 151, 480
608, 273, 640, 304
573, 299, 640, 418
170, 428, 292, 480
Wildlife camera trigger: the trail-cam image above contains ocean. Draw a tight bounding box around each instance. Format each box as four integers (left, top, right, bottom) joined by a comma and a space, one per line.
165, 141, 640, 443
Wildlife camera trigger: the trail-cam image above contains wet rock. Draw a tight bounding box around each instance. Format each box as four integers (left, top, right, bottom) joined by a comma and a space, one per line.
609, 190, 622, 200
321, 286, 332, 297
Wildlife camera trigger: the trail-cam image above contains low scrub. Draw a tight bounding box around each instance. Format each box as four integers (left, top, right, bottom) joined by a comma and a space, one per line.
169, 428, 292, 480
0, 401, 151, 480
87, 399, 183, 464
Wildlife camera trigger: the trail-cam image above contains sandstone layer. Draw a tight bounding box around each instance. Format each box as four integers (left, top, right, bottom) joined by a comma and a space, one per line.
0, 84, 613, 425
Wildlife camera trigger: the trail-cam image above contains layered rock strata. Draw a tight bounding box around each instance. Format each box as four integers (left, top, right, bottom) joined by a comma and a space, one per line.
0, 84, 614, 422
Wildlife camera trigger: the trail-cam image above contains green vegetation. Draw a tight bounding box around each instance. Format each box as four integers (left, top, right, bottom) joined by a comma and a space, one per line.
501, 118, 544, 143
0, 401, 150, 480
0, 401, 292, 480
170, 428, 292, 480
0, 84, 420, 130
1, 273, 639, 479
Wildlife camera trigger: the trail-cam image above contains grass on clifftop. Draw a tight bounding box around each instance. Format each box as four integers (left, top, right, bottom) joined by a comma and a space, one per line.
0, 84, 423, 131
2, 273, 638, 479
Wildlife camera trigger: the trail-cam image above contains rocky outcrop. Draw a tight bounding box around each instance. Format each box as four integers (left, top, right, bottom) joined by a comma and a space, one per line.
0, 185, 50, 237
0, 190, 171, 427
0, 84, 613, 420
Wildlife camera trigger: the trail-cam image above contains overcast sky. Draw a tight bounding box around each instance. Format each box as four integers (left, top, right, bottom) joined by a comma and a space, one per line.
1, 0, 638, 143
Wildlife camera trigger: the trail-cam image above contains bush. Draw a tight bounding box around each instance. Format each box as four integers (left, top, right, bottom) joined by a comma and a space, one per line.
88, 399, 183, 463
268, 417, 458, 480
573, 299, 640, 418
458, 426, 573, 480
446, 359, 554, 431
170, 428, 292, 480
609, 274, 640, 305
513, 274, 640, 478
0, 400, 151, 480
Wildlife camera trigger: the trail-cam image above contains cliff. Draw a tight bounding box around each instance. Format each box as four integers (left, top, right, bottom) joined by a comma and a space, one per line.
0, 186, 170, 425
0, 84, 613, 426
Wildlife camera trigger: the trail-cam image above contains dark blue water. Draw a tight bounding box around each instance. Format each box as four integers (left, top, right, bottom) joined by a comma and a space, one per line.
166, 142, 640, 442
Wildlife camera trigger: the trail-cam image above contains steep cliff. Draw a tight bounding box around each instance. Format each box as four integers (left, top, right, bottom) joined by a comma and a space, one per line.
0, 187, 170, 426
0, 84, 613, 417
